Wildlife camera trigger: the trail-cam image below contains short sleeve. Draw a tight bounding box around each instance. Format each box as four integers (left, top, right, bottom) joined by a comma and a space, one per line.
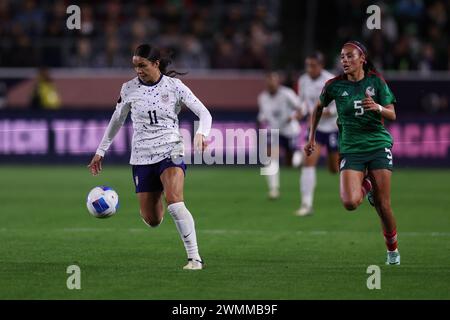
377, 79, 397, 106
319, 82, 333, 107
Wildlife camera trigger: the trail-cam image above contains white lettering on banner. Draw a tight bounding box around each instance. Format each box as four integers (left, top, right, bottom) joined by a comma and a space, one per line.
0, 120, 48, 154
52, 120, 128, 155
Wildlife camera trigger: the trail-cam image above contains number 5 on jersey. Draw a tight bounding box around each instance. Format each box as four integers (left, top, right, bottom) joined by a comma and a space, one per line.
148, 110, 158, 125
354, 100, 364, 116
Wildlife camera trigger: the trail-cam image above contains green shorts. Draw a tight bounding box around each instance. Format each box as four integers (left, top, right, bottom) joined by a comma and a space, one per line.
339, 147, 393, 172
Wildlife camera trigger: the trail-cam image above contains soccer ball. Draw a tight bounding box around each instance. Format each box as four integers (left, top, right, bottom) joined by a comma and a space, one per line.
86, 186, 119, 218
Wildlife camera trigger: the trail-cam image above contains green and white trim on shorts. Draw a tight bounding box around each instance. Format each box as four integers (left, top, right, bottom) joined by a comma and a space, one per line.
339, 147, 393, 172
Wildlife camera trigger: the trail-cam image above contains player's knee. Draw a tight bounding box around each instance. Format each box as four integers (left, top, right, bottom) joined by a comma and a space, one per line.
341, 197, 359, 211
141, 216, 163, 228
140, 209, 163, 228
343, 202, 358, 211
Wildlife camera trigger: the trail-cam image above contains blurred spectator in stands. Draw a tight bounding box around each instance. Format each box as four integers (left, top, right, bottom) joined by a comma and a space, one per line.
9, 29, 38, 67
425, 0, 447, 29
396, 0, 424, 22
239, 41, 270, 69
69, 37, 95, 67
130, 21, 147, 44
190, 8, 212, 42
80, 4, 96, 37
211, 38, 240, 69
177, 34, 210, 69
135, 4, 160, 38
447, 43, 450, 70
103, 0, 122, 25
223, 4, 247, 34
418, 43, 437, 73
0, 0, 11, 34
14, 0, 44, 38
41, 1, 66, 67
426, 24, 448, 69
221, 5, 246, 50
421, 93, 449, 114
95, 36, 128, 68
392, 35, 417, 70
30, 68, 61, 110
103, 20, 119, 41
0, 82, 6, 109
367, 31, 390, 71
158, 4, 183, 56
0, 0, 448, 71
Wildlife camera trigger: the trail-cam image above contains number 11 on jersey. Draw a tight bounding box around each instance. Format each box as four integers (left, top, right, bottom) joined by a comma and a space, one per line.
148, 110, 158, 125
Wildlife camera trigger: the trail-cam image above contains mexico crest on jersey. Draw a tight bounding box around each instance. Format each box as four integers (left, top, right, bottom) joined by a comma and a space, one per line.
365, 86, 375, 97
161, 93, 170, 103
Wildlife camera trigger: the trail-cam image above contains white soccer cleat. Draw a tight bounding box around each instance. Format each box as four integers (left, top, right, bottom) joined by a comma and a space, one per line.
386, 249, 400, 265
268, 189, 280, 200
294, 205, 313, 217
183, 259, 204, 270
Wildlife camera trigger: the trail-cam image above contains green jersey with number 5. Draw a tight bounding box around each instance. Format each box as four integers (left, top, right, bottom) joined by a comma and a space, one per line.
319, 71, 396, 153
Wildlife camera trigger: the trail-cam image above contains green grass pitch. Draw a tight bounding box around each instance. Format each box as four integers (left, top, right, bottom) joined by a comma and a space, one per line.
0, 165, 449, 299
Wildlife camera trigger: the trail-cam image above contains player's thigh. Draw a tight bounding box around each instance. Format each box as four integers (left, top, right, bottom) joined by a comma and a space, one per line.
340, 169, 365, 203
284, 148, 293, 166
367, 147, 394, 172
304, 143, 321, 166
137, 191, 164, 220
368, 169, 392, 207
160, 167, 185, 205
321, 130, 339, 173
327, 151, 340, 173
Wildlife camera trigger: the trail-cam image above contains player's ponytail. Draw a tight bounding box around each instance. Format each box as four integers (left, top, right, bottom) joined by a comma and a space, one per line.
363, 59, 378, 74
134, 44, 187, 77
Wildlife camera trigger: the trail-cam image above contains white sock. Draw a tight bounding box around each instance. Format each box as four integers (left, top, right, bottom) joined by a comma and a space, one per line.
265, 159, 279, 192
300, 166, 316, 208
167, 202, 201, 261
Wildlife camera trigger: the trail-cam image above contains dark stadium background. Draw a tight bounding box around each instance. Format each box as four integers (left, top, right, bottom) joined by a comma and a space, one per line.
0, 0, 449, 166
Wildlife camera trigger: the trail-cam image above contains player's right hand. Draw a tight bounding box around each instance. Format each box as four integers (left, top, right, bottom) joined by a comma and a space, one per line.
194, 133, 208, 152
304, 140, 316, 156
88, 154, 103, 176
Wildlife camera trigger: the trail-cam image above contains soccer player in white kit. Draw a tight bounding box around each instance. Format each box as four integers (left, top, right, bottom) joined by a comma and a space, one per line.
88, 44, 212, 270
296, 52, 339, 216
257, 71, 303, 199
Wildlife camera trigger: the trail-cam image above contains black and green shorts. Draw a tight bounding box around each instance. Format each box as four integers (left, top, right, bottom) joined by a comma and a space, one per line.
339, 147, 393, 172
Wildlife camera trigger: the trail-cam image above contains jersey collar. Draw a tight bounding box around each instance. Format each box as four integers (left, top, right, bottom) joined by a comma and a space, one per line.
138, 74, 163, 87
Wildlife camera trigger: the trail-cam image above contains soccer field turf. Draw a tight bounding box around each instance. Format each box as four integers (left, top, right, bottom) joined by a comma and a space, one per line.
0, 165, 449, 299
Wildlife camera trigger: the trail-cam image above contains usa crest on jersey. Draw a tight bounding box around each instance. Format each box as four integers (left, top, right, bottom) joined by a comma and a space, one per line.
161, 93, 170, 103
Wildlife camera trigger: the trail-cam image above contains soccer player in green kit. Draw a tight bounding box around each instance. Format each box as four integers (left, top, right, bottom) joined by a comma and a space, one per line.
304, 41, 400, 265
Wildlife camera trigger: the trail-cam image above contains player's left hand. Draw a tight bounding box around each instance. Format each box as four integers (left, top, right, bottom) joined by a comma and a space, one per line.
194, 133, 208, 152
362, 93, 381, 112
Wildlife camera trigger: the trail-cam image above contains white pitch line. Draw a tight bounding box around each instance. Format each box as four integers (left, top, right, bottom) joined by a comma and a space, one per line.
0, 228, 449, 237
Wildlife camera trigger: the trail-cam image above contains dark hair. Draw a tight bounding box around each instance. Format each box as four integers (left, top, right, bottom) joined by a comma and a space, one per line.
134, 44, 186, 77
306, 51, 325, 65
343, 40, 378, 73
